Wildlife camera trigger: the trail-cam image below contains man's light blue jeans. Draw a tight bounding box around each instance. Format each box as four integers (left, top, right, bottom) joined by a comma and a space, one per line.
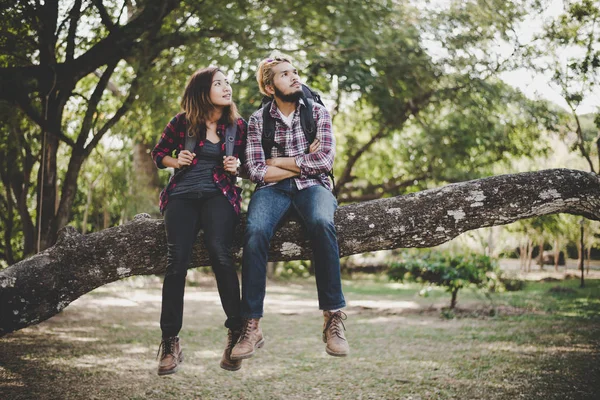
241, 179, 346, 318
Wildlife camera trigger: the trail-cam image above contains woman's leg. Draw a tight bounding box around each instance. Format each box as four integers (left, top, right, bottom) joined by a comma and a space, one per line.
160, 197, 202, 338
200, 194, 242, 330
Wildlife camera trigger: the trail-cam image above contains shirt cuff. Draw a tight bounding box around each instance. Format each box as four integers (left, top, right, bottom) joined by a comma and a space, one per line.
155, 155, 167, 169
295, 155, 307, 179
253, 164, 268, 184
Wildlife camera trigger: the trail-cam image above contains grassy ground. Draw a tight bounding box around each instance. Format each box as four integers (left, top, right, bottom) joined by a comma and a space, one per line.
1, 274, 599, 400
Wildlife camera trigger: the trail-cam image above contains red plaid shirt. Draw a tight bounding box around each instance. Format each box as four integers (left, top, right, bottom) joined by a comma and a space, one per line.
244, 100, 335, 191
151, 113, 247, 215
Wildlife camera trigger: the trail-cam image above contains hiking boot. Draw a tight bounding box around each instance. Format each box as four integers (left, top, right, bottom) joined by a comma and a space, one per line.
157, 336, 184, 376
230, 318, 264, 360
323, 311, 350, 357
220, 329, 243, 371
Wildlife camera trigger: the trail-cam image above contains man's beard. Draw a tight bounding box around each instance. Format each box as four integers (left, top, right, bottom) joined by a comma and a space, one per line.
274, 85, 303, 103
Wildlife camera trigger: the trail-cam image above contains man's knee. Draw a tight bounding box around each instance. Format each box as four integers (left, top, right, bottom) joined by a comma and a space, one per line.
245, 218, 274, 243
305, 213, 335, 234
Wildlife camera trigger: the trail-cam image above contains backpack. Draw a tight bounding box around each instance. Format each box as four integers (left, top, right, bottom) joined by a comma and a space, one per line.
260, 84, 336, 194
175, 121, 236, 176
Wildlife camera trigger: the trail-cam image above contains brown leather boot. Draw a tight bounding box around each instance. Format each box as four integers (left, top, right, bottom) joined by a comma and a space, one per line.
230, 318, 264, 360
220, 329, 243, 371
323, 311, 350, 357
157, 336, 184, 376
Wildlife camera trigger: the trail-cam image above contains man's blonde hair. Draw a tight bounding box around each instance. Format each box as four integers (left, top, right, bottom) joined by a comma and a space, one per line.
256, 53, 293, 97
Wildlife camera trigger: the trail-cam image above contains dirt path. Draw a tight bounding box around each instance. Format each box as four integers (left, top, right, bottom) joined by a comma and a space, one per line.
1, 277, 599, 399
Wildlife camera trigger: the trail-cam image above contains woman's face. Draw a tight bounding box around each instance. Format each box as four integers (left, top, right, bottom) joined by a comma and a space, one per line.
209, 71, 232, 108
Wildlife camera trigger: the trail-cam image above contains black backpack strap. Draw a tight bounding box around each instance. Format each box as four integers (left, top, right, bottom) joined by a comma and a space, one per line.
175, 119, 196, 175
262, 101, 283, 159
224, 123, 236, 157
299, 96, 316, 153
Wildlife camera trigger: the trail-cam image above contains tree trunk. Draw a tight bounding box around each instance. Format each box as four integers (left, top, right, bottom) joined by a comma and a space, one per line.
52, 152, 86, 241
2, 179, 15, 265
36, 133, 59, 251
538, 242, 544, 270
527, 238, 534, 272
554, 238, 560, 272
81, 178, 96, 235
519, 242, 527, 271
1, 168, 599, 336
579, 221, 584, 288
131, 142, 161, 216
450, 289, 459, 309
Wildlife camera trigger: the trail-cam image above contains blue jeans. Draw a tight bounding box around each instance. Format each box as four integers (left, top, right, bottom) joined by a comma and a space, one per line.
241, 179, 346, 318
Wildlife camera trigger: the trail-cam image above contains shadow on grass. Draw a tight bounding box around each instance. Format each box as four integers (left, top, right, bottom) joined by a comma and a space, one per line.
1, 279, 600, 399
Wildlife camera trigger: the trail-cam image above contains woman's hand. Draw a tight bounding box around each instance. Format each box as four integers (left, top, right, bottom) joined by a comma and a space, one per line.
177, 150, 195, 168
223, 156, 239, 174
309, 139, 320, 153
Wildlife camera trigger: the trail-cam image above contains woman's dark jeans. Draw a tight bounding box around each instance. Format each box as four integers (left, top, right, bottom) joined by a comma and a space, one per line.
160, 193, 241, 338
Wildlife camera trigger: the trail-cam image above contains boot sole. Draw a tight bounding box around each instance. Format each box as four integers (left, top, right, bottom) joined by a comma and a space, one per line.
325, 347, 349, 357
158, 352, 184, 376
230, 338, 265, 360
219, 361, 242, 371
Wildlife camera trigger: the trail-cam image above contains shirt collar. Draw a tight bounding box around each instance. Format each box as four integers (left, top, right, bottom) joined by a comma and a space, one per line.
269, 98, 306, 120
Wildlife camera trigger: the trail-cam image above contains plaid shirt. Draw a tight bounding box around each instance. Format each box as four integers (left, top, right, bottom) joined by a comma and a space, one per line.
245, 99, 335, 191
151, 113, 247, 215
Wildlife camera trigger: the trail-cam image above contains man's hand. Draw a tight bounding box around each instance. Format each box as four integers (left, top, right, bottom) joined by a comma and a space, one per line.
309, 139, 320, 153
266, 158, 279, 167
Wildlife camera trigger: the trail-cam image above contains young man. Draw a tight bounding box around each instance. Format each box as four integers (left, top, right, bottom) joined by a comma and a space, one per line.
231, 55, 349, 360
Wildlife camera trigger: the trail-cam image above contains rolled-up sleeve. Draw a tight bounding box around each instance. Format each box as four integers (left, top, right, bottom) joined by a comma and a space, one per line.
151, 116, 179, 169
294, 105, 335, 177
244, 113, 269, 184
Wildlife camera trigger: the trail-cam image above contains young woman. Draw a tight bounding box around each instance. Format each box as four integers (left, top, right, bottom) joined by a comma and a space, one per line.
151, 67, 247, 375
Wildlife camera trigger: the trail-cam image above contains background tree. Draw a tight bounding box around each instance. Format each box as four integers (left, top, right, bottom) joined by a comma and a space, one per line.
0, 0, 597, 269
0, 0, 268, 257
388, 252, 501, 309
530, 0, 600, 172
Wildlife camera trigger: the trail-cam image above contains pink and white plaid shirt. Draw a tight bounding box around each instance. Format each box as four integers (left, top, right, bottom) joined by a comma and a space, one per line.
244, 99, 335, 191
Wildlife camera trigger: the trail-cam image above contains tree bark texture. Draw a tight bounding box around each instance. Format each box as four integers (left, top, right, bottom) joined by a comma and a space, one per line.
1, 168, 598, 336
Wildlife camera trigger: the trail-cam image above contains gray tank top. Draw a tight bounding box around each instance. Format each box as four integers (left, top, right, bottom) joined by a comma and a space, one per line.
169, 140, 222, 197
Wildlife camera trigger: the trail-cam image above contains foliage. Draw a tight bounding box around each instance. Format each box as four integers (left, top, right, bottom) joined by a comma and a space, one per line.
499, 277, 527, 291
529, 0, 600, 172
276, 260, 312, 279
388, 251, 501, 308
0, 0, 590, 265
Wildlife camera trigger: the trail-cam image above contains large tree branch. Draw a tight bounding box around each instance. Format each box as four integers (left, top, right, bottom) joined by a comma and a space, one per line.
568, 101, 596, 173
10, 92, 76, 148
77, 61, 119, 149
92, 0, 117, 31
1, 169, 598, 336
337, 125, 388, 189
0, 0, 178, 96
65, 0, 82, 62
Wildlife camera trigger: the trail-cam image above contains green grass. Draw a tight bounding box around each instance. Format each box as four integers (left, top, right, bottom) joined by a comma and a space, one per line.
1, 277, 599, 399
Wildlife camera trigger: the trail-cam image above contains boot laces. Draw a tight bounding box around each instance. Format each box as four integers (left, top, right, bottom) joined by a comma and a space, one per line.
324, 311, 347, 339
156, 336, 177, 359
240, 319, 256, 342
227, 329, 241, 349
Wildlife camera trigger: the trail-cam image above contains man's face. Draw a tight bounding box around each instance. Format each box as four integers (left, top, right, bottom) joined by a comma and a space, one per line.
268, 62, 302, 102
